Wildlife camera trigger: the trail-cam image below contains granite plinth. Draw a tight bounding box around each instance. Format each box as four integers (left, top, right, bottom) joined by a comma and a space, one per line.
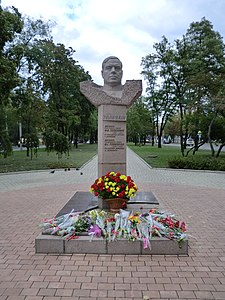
35, 234, 64, 254
35, 234, 188, 255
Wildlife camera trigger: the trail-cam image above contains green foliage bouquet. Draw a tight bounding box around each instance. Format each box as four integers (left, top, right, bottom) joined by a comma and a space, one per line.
90, 171, 138, 200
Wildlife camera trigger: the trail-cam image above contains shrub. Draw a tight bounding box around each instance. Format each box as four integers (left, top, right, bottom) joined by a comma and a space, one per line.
168, 156, 225, 171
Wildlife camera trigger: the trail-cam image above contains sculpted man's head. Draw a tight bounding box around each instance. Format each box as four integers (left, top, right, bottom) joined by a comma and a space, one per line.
101, 56, 123, 89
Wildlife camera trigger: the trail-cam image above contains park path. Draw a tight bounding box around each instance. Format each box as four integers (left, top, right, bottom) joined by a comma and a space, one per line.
0, 147, 224, 192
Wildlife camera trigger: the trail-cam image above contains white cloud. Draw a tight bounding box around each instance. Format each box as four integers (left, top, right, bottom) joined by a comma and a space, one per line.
2, 0, 225, 93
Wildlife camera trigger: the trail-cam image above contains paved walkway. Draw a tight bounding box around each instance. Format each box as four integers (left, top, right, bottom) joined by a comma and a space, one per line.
0, 148, 225, 299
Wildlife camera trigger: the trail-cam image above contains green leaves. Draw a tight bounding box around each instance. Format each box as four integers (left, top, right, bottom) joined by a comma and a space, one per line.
141, 17, 225, 156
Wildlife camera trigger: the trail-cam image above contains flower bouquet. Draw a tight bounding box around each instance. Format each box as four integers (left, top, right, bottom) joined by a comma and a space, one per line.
39, 208, 188, 249
90, 171, 138, 212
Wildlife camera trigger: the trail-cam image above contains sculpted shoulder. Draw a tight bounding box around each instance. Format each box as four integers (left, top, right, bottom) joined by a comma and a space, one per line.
80, 56, 142, 107
80, 80, 142, 107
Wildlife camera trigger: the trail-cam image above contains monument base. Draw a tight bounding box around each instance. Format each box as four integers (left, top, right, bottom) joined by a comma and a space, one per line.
35, 234, 188, 255
35, 192, 188, 255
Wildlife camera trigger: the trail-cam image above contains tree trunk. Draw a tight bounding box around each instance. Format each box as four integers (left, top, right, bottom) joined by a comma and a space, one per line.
207, 116, 216, 157
151, 135, 155, 146
156, 116, 162, 148
216, 143, 225, 158
178, 103, 184, 157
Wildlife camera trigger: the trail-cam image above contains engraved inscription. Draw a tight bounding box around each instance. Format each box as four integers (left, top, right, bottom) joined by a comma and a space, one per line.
104, 125, 125, 152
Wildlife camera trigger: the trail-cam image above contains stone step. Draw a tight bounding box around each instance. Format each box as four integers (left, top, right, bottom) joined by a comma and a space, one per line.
35, 234, 188, 255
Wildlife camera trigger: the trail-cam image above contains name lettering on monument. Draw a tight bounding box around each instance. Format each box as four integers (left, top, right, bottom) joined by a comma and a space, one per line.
103, 114, 126, 121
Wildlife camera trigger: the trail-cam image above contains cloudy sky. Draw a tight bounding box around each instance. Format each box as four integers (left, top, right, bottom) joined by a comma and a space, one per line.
2, 0, 225, 92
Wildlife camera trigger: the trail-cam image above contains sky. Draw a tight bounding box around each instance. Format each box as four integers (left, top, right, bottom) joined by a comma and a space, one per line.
2, 0, 225, 93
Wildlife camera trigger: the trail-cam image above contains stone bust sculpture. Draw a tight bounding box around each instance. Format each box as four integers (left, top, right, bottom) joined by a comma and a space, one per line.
80, 56, 142, 107
101, 56, 123, 98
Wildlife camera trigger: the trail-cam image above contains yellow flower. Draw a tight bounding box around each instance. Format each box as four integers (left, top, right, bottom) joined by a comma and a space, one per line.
128, 188, 136, 197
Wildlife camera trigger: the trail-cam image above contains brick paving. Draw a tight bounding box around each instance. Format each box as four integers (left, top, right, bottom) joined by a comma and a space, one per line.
0, 148, 225, 299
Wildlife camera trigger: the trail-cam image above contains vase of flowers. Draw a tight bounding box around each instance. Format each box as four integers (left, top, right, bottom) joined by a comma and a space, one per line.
90, 171, 138, 212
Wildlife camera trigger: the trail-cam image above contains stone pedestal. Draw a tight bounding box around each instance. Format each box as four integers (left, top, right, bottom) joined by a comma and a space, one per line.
98, 105, 127, 176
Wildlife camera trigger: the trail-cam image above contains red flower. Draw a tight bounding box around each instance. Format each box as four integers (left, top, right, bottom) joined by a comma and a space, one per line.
169, 232, 174, 239
118, 191, 125, 198
128, 182, 134, 189
126, 176, 131, 182
106, 217, 115, 222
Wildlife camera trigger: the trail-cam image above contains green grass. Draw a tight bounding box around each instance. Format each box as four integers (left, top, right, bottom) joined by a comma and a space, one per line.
0, 144, 97, 173
1, 142, 224, 173
128, 143, 220, 168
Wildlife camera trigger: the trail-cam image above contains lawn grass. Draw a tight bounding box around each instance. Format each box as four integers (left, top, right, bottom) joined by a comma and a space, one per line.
128, 143, 216, 168
1, 142, 223, 173
0, 143, 97, 173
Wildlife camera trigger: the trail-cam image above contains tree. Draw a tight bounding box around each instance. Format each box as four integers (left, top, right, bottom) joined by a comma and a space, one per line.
141, 36, 184, 149
43, 129, 70, 160
32, 40, 93, 148
11, 79, 46, 157
127, 97, 152, 145
164, 116, 180, 142
182, 18, 225, 156
141, 18, 225, 156
0, 5, 23, 105
0, 5, 23, 157
6, 16, 53, 157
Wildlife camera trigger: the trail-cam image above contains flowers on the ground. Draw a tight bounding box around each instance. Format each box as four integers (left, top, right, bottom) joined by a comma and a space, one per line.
40, 208, 187, 248
90, 171, 138, 199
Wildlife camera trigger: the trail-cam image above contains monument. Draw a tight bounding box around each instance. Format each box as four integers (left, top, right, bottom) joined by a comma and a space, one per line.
35, 61, 188, 255
80, 56, 142, 177
35, 56, 188, 255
